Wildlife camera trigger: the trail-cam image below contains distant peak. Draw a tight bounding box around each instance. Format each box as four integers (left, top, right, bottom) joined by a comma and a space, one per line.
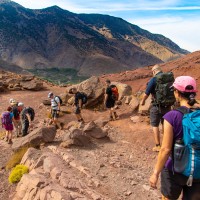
0, 0, 11, 3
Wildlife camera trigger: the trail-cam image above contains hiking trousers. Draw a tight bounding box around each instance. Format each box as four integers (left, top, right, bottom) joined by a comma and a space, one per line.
22, 121, 29, 136
13, 120, 22, 136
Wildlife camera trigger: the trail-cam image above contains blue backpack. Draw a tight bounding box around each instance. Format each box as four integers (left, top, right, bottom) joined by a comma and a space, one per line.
174, 107, 200, 186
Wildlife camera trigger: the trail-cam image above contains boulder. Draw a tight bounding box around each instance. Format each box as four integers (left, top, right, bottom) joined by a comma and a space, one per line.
66, 76, 105, 108
138, 94, 152, 115
129, 96, 140, 112
43, 99, 51, 106
83, 121, 108, 139
61, 128, 90, 147
20, 80, 44, 91
111, 82, 132, 100
94, 118, 109, 127
12, 126, 56, 151
20, 75, 35, 81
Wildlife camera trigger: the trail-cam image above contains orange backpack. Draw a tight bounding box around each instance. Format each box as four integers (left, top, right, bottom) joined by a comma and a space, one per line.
110, 85, 119, 101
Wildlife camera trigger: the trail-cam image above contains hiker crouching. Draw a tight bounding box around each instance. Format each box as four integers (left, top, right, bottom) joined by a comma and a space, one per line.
20, 104, 35, 136
69, 88, 86, 123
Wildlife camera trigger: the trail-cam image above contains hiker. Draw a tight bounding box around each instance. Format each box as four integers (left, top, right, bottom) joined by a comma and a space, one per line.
69, 88, 86, 122
12, 102, 23, 137
104, 79, 119, 121
141, 65, 175, 152
48, 92, 63, 129
1, 106, 14, 144
149, 76, 200, 200
20, 104, 35, 136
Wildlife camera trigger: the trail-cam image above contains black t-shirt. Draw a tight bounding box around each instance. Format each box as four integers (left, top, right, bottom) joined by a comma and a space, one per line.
75, 92, 83, 106
106, 87, 114, 102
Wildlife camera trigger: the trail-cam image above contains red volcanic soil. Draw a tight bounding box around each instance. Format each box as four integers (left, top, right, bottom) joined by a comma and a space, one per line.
100, 51, 200, 99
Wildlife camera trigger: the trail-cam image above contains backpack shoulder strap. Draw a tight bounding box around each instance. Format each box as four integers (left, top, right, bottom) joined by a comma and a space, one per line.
176, 107, 190, 115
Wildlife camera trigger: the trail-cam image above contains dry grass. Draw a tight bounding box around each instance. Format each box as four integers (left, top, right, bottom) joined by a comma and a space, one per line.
6, 147, 29, 171
0, 131, 6, 140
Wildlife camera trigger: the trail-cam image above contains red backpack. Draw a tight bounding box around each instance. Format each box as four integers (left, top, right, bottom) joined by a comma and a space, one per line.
110, 85, 119, 101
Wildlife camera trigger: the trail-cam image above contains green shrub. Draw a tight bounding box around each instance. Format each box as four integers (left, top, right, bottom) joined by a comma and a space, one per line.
6, 147, 29, 170
9, 164, 29, 184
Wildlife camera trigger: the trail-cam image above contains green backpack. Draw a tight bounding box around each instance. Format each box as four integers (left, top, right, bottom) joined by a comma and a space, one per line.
155, 72, 176, 107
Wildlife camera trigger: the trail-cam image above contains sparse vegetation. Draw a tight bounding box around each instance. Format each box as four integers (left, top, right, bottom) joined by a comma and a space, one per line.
8, 164, 29, 184
6, 147, 29, 170
28, 68, 89, 85
0, 131, 6, 140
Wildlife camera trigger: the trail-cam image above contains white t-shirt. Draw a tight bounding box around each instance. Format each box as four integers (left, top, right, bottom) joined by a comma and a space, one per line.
51, 96, 60, 110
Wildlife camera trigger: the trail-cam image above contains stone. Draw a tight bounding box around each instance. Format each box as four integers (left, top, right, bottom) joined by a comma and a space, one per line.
20, 80, 44, 91
94, 118, 109, 127
129, 96, 139, 111
43, 99, 51, 106
83, 121, 108, 139
111, 82, 132, 100
12, 126, 56, 151
66, 76, 105, 108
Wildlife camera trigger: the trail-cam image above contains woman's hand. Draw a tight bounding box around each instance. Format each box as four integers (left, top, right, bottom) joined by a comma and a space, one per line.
149, 173, 159, 189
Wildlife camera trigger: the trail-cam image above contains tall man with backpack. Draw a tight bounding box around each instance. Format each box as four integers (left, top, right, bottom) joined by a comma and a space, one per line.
69, 88, 87, 122
104, 79, 119, 121
141, 65, 175, 152
48, 92, 63, 129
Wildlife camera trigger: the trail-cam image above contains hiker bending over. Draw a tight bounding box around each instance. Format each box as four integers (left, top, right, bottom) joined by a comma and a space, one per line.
48, 92, 63, 129
20, 104, 35, 136
104, 79, 119, 121
1, 107, 14, 144
69, 88, 86, 122
141, 65, 175, 152
149, 76, 200, 200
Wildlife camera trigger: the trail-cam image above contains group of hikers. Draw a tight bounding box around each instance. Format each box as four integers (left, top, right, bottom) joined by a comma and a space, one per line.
1, 64, 200, 199
1, 100, 35, 144
47, 80, 119, 128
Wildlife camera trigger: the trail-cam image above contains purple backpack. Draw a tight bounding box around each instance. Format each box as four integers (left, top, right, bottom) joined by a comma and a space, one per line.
2, 112, 12, 126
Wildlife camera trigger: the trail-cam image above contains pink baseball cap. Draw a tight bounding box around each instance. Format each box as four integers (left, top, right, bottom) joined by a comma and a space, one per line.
173, 76, 197, 93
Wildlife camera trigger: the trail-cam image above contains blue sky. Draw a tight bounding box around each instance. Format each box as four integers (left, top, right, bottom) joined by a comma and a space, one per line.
13, 0, 200, 52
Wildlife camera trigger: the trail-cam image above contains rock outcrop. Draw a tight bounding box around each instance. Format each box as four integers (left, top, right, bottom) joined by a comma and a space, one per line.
0, 71, 44, 92
67, 76, 105, 108
12, 126, 56, 152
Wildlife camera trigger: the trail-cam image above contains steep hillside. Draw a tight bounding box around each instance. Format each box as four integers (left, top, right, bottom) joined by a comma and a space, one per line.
100, 51, 200, 99
0, 0, 188, 78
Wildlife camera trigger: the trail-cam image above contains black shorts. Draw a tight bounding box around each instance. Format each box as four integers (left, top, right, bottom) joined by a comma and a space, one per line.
106, 99, 115, 109
150, 105, 171, 127
161, 168, 200, 200
51, 110, 59, 119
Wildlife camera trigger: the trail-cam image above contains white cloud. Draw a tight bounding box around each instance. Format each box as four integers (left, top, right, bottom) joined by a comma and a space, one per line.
129, 17, 200, 52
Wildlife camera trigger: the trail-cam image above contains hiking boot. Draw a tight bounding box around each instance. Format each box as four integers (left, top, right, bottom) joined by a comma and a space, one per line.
5, 137, 8, 142
59, 122, 64, 130
109, 116, 114, 121
152, 145, 161, 152
113, 112, 119, 120
8, 139, 13, 144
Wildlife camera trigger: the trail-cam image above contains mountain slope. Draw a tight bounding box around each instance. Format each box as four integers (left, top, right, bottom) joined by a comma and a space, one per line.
0, 1, 188, 77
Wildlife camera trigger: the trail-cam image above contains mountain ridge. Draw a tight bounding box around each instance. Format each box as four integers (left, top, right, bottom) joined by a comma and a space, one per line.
0, 1, 189, 77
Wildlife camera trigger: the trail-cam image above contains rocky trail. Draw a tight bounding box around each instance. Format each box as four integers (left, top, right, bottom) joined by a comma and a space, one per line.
0, 84, 164, 200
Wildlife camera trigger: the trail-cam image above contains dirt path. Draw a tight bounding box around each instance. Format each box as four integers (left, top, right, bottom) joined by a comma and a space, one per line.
0, 88, 163, 199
